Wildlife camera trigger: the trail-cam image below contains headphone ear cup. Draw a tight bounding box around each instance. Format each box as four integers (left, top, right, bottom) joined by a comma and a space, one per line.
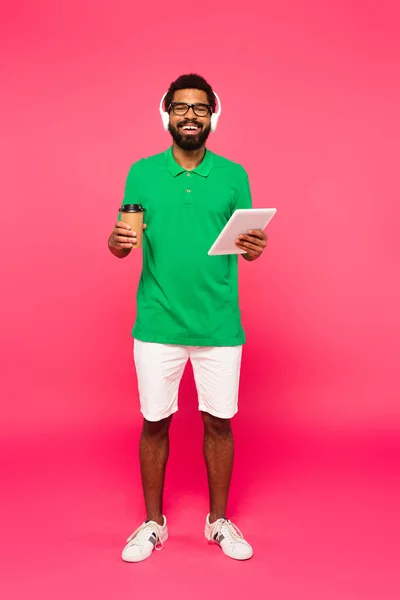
159, 92, 170, 131
161, 111, 170, 131
210, 91, 221, 133
210, 113, 219, 133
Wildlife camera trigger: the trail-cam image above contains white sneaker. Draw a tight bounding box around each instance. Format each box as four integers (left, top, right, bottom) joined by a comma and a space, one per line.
122, 517, 168, 563
205, 515, 253, 560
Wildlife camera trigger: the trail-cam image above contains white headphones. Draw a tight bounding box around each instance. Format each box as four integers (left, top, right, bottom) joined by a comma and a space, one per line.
159, 91, 222, 133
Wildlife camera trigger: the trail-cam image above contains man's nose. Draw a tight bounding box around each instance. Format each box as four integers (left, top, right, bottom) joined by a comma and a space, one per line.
185, 105, 197, 118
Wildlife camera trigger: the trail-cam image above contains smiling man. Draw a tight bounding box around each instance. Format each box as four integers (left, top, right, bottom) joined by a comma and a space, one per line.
108, 74, 267, 563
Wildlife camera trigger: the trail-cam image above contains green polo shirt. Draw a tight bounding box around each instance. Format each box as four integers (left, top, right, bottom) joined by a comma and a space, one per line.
120, 146, 252, 346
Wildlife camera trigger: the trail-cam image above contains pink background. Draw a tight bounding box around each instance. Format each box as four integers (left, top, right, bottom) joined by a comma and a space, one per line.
1, 1, 399, 598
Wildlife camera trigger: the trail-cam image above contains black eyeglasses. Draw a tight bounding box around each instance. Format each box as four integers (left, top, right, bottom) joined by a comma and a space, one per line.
169, 102, 211, 117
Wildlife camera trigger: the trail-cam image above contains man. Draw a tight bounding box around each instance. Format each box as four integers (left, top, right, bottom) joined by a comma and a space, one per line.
108, 74, 267, 563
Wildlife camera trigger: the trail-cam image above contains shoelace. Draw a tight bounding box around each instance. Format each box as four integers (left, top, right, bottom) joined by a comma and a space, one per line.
210, 518, 245, 545
126, 521, 164, 551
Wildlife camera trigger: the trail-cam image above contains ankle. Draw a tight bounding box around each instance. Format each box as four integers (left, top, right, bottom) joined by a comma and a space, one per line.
146, 514, 164, 526
209, 511, 226, 524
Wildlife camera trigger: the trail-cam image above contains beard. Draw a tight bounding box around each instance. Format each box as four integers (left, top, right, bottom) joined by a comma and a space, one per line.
168, 119, 211, 150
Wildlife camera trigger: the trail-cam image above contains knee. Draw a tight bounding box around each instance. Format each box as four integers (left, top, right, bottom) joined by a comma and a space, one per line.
202, 412, 231, 437
142, 415, 172, 438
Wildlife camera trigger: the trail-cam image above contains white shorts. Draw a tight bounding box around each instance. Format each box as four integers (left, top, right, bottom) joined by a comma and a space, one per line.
133, 340, 243, 422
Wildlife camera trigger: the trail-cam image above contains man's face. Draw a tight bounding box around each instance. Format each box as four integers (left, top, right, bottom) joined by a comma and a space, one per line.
168, 88, 212, 150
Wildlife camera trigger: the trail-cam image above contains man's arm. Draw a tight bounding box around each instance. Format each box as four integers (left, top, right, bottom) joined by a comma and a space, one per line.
110, 161, 144, 257
231, 171, 267, 261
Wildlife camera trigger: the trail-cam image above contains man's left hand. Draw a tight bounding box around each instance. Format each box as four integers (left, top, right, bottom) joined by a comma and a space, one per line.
235, 229, 268, 261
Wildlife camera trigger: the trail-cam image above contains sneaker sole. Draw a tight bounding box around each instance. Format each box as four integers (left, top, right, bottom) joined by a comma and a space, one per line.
206, 537, 253, 561
122, 533, 169, 563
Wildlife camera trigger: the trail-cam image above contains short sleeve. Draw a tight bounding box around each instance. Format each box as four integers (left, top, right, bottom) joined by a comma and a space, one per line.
123, 160, 144, 204
234, 171, 253, 211
117, 160, 143, 220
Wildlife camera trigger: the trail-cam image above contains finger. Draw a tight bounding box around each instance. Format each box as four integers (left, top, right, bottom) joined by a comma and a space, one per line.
236, 238, 265, 252
117, 243, 134, 249
143, 223, 147, 230
240, 233, 267, 245
115, 244, 134, 250
115, 226, 136, 237
116, 221, 132, 230
111, 239, 134, 249
236, 244, 262, 256
247, 229, 266, 240
115, 235, 137, 244
237, 244, 261, 256
235, 240, 261, 253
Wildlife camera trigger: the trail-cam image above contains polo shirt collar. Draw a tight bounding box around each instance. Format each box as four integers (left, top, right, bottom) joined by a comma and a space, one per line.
165, 146, 213, 178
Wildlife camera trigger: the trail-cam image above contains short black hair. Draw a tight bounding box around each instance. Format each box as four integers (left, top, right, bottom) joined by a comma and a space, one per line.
164, 73, 216, 114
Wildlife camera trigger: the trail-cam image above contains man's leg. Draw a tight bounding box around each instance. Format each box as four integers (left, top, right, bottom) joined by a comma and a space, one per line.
202, 412, 233, 522
191, 345, 253, 560
134, 341, 188, 523
202, 415, 253, 561
190, 345, 242, 520
122, 418, 171, 562
140, 415, 172, 526
122, 342, 187, 563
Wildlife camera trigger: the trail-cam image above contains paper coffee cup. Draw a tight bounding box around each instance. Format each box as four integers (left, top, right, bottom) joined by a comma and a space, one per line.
119, 204, 145, 249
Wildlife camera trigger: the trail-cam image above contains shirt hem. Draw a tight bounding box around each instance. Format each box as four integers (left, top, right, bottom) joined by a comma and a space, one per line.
132, 329, 246, 347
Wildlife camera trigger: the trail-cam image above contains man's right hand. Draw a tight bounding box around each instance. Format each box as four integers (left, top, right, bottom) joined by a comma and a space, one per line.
108, 221, 146, 257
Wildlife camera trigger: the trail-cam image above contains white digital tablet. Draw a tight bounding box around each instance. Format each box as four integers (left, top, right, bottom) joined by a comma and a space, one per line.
208, 208, 277, 255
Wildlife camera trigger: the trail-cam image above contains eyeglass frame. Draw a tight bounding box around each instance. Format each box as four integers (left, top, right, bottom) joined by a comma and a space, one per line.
168, 102, 212, 117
